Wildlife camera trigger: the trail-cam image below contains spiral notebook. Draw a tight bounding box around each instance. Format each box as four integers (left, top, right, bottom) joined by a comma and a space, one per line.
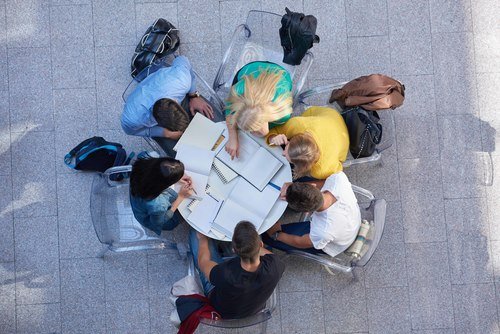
211, 158, 238, 184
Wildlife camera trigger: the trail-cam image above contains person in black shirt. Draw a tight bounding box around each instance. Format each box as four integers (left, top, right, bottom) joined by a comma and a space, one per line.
189, 221, 285, 319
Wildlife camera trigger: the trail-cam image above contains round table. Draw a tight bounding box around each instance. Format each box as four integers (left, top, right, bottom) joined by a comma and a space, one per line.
178, 122, 292, 241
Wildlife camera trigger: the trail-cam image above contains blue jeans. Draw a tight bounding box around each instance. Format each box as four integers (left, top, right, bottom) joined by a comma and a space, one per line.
162, 210, 182, 231
262, 221, 325, 255
188, 229, 224, 295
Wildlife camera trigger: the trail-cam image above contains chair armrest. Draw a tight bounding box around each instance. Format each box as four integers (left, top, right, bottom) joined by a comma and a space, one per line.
143, 137, 168, 157
103, 165, 133, 186
355, 199, 387, 267
293, 51, 314, 99
199, 309, 272, 329
296, 81, 348, 106
192, 68, 225, 113
213, 24, 249, 91
352, 185, 375, 202
343, 152, 382, 168
286, 250, 353, 273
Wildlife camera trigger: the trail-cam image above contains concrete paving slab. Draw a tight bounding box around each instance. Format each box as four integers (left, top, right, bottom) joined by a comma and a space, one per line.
16, 303, 61, 334
366, 286, 412, 334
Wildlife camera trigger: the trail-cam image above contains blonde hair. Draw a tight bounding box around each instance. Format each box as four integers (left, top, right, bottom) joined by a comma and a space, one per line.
288, 133, 320, 179
227, 69, 292, 131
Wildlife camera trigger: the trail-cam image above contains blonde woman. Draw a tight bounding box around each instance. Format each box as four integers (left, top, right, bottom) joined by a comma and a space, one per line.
267, 106, 350, 180
225, 61, 293, 159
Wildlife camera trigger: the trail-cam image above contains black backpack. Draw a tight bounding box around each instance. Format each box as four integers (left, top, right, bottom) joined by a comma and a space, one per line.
279, 7, 320, 66
131, 18, 180, 79
342, 107, 383, 159
64, 137, 134, 180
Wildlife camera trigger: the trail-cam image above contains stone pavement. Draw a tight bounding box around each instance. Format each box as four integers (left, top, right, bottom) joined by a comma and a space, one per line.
0, 0, 499, 333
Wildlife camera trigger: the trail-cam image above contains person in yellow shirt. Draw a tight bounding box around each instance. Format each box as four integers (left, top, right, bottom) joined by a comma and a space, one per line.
267, 106, 349, 180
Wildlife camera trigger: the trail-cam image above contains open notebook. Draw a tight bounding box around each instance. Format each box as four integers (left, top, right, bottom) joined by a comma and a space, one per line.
211, 177, 280, 237
175, 144, 215, 199
216, 131, 283, 191
173, 113, 224, 152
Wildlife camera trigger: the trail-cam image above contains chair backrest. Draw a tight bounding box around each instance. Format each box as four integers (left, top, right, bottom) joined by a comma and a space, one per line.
198, 289, 276, 332
213, 10, 313, 101
295, 82, 395, 166
122, 56, 225, 119
185, 252, 276, 332
89, 165, 177, 252
286, 185, 387, 273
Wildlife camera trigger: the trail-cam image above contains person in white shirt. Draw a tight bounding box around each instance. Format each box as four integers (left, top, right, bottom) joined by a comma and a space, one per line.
263, 172, 361, 257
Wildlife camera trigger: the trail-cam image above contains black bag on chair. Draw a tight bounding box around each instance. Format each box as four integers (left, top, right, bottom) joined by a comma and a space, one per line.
131, 18, 180, 78
279, 7, 320, 66
342, 107, 383, 159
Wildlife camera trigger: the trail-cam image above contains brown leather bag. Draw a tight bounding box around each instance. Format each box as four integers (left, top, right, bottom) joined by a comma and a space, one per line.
329, 74, 405, 111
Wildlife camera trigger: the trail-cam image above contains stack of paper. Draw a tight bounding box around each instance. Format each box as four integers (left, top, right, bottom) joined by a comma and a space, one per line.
216, 131, 283, 191
212, 178, 280, 237
175, 144, 215, 199
173, 113, 224, 151
188, 194, 222, 234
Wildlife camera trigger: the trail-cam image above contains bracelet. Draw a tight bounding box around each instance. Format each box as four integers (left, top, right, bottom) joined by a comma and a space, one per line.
271, 231, 281, 241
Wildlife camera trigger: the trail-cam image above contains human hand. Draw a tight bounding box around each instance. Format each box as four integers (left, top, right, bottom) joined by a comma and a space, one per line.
224, 136, 239, 159
189, 97, 214, 120
180, 174, 192, 186
279, 182, 292, 200
164, 128, 183, 140
178, 183, 193, 199
269, 134, 288, 146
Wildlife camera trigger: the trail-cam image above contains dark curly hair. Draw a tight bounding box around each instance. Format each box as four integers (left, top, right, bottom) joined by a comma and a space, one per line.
130, 157, 184, 199
285, 183, 324, 212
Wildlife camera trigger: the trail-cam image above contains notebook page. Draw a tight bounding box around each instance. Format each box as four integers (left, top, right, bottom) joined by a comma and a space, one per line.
240, 147, 283, 191
173, 113, 224, 151
175, 144, 215, 176
216, 131, 260, 173
229, 178, 280, 221
188, 195, 222, 234
212, 199, 263, 237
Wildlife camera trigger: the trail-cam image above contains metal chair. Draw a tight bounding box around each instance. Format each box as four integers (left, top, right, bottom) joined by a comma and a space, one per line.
296, 82, 396, 167
286, 184, 387, 275
213, 10, 314, 102
89, 165, 187, 256
185, 251, 278, 333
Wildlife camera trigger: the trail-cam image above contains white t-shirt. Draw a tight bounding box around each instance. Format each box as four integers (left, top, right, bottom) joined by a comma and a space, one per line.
309, 172, 361, 257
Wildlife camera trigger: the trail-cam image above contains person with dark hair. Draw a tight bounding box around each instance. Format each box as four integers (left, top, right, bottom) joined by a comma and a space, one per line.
262, 171, 361, 257
188, 221, 285, 319
129, 157, 193, 235
121, 55, 216, 156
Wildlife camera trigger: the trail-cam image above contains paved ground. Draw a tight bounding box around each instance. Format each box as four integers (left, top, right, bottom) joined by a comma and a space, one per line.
0, 0, 499, 333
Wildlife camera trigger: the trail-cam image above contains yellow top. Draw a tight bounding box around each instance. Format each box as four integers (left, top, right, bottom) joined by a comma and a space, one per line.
267, 106, 349, 179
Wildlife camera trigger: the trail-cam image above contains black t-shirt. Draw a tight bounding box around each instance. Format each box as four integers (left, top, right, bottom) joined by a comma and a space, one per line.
208, 254, 285, 319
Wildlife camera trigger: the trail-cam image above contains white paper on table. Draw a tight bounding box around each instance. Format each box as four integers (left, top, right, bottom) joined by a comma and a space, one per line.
176, 144, 215, 176
188, 194, 222, 234
211, 178, 280, 237
173, 113, 224, 151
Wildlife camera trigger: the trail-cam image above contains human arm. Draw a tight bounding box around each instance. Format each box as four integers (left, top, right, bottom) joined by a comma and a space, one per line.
197, 232, 218, 280
276, 232, 314, 249
224, 114, 239, 159
265, 118, 305, 145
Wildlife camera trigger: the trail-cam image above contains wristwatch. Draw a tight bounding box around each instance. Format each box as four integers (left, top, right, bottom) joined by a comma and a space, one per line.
187, 91, 200, 99
270, 231, 281, 241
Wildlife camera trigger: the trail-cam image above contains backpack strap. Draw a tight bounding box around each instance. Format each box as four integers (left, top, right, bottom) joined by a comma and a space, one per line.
64, 137, 105, 168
